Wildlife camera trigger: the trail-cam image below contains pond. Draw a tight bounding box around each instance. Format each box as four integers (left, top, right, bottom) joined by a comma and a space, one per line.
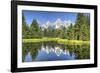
22, 42, 90, 62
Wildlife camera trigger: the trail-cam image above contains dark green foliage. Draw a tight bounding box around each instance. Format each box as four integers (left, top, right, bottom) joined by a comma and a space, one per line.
22, 14, 43, 38
22, 13, 90, 41
29, 19, 42, 38
22, 43, 41, 62
66, 13, 90, 41
22, 13, 30, 38
22, 42, 90, 62
22, 13, 90, 62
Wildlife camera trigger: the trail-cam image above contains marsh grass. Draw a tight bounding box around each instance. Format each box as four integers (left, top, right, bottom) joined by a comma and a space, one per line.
57, 39, 89, 45
22, 38, 89, 45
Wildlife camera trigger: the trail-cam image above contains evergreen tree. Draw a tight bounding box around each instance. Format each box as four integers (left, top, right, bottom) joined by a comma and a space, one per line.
30, 19, 42, 38
74, 13, 90, 40
22, 13, 29, 38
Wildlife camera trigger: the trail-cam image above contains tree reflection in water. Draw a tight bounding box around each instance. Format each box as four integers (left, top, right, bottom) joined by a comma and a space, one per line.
22, 42, 90, 62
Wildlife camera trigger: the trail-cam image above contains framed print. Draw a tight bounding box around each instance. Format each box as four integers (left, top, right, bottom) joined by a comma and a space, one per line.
11, 1, 97, 72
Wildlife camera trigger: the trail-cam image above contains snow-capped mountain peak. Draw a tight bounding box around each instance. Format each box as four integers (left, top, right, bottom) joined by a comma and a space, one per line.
41, 19, 73, 30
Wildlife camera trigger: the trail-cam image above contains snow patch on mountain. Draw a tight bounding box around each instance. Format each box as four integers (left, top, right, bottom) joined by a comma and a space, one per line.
40, 18, 74, 30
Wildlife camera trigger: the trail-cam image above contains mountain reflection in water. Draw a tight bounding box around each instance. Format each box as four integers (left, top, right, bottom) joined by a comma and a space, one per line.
35, 46, 76, 61
23, 42, 90, 62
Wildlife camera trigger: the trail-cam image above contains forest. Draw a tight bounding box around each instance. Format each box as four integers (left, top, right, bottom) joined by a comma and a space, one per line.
22, 13, 90, 45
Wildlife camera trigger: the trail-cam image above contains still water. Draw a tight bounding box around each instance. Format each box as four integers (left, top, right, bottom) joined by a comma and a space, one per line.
22, 42, 90, 62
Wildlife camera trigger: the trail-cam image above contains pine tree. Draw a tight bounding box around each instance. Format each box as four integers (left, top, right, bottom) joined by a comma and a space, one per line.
74, 13, 90, 40
22, 13, 29, 38
30, 19, 42, 38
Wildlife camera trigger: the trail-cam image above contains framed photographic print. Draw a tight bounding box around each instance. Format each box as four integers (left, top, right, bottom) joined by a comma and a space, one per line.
11, 1, 97, 72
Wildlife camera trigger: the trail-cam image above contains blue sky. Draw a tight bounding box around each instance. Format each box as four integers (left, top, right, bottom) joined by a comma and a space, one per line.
22, 10, 78, 26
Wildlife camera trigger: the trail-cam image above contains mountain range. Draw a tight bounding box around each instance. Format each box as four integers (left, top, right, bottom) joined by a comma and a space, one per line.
40, 18, 74, 30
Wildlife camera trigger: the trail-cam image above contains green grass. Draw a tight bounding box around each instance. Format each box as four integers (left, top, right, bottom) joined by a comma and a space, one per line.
22, 38, 58, 43
22, 38, 90, 45
57, 39, 89, 45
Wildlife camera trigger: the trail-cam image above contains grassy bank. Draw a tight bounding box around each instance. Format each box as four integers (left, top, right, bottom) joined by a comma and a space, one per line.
22, 38, 90, 45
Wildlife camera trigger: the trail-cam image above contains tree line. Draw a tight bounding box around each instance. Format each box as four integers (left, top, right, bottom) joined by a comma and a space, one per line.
22, 13, 90, 41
